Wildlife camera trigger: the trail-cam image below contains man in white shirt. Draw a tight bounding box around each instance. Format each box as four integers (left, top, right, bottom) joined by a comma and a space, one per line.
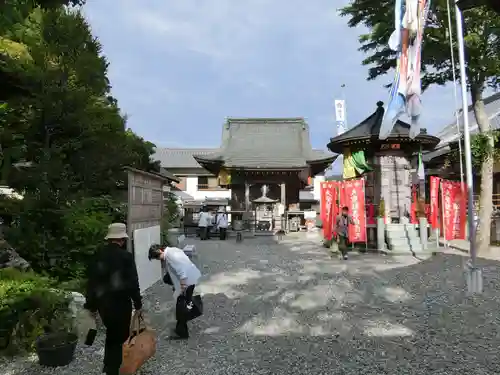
216, 210, 228, 240
148, 245, 201, 339
198, 207, 211, 240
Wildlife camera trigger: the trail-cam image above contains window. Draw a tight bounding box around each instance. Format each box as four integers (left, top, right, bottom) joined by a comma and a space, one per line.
197, 176, 208, 188
197, 176, 220, 190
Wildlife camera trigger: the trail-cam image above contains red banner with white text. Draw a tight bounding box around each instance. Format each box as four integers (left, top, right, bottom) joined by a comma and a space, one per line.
320, 182, 336, 240
410, 184, 417, 224
331, 182, 340, 237
343, 178, 367, 243
320, 182, 327, 222
429, 176, 441, 229
441, 180, 467, 240
452, 182, 467, 240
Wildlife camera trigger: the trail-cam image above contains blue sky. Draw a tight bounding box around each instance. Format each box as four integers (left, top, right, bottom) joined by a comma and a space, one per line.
82, 0, 458, 151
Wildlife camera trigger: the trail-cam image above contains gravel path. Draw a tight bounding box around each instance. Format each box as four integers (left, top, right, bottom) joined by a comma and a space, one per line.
3, 233, 500, 374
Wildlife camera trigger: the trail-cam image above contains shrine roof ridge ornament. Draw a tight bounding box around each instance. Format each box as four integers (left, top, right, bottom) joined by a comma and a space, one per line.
326, 101, 440, 154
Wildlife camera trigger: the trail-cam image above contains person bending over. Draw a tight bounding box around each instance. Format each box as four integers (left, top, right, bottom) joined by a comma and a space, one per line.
148, 245, 201, 339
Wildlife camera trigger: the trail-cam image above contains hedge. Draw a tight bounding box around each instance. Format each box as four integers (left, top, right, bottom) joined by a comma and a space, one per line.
0, 268, 73, 355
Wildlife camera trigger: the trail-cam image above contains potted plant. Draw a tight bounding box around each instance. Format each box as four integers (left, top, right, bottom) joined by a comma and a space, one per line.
34, 289, 78, 367
377, 199, 386, 252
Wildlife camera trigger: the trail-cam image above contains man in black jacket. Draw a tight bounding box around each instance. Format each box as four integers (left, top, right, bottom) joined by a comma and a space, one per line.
84, 223, 142, 375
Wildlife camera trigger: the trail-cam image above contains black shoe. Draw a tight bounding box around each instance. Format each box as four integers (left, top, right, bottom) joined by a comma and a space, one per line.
168, 333, 188, 340
169, 329, 188, 340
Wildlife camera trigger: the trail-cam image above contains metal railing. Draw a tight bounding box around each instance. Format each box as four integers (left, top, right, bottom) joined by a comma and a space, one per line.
197, 184, 228, 191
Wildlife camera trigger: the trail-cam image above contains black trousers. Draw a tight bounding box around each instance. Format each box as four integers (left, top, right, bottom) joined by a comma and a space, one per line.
200, 227, 209, 240
338, 236, 349, 256
98, 298, 132, 375
219, 227, 227, 240
175, 285, 195, 338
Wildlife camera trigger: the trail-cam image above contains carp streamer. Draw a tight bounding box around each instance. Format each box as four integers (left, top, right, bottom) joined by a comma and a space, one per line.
379, 0, 432, 140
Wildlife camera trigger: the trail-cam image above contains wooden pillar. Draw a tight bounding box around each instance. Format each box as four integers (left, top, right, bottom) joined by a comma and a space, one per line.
280, 183, 286, 206
245, 182, 250, 211
280, 183, 286, 231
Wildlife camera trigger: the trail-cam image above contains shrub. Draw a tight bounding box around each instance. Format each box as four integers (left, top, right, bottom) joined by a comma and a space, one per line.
0, 269, 72, 355
58, 277, 87, 294
5, 196, 124, 281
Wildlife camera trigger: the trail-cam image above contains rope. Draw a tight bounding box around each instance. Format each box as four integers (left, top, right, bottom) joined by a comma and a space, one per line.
445, 0, 465, 186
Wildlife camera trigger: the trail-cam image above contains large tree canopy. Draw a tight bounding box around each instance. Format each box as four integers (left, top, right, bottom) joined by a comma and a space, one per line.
0, 2, 161, 278
341, 1, 500, 253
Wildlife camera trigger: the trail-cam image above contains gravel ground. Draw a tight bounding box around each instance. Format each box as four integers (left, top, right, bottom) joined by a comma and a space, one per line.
3, 233, 500, 375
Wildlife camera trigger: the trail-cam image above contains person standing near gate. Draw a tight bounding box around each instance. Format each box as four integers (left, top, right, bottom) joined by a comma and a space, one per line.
198, 207, 211, 240
84, 223, 143, 375
216, 210, 228, 240
334, 206, 355, 260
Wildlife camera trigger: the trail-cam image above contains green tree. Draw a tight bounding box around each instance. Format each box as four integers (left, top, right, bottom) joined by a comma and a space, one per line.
340, 2, 500, 253
1, 4, 160, 279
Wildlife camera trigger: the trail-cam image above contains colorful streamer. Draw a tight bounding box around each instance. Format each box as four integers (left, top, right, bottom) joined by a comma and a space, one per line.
379, 0, 431, 140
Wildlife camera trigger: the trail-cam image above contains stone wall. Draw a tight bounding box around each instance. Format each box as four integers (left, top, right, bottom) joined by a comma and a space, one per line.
375, 151, 412, 221
0, 239, 30, 270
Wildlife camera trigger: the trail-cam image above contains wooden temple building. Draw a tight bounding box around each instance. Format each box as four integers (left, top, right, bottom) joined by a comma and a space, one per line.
192, 118, 337, 231
327, 101, 440, 223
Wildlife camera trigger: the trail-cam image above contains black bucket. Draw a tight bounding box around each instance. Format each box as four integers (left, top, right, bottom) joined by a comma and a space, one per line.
35, 332, 78, 367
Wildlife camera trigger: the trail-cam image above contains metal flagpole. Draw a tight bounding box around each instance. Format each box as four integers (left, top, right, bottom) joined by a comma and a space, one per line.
454, 1, 482, 293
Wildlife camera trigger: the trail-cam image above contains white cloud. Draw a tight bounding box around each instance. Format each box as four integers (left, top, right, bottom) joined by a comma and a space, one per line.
82, 0, 457, 146
120, 0, 345, 64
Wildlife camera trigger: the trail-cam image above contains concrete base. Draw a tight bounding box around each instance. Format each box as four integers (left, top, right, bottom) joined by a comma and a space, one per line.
465, 263, 483, 294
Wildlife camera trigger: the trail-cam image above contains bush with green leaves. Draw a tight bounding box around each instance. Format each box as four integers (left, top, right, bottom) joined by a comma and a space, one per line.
0, 268, 73, 355
4, 195, 125, 281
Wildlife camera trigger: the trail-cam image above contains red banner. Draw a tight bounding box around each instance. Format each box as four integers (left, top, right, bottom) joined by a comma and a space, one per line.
367, 203, 376, 225
441, 180, 467, 240
410, 184, 417, 224
320, 182, 327, 222
429, 176, 441, 229
343, 178, 367, 243
453, 182, 467, 240
331, 182, 340, 237
321, 182, 336, 240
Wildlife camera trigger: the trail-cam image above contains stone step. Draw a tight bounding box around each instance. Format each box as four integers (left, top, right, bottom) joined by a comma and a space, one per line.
388, 238, 409, 247
406, 231, 419, 239
386, 224, 418, 230
409, 243, 423, 250
385, 248, 414, 255
409, 244, 423, 251
386, 235, 409, 243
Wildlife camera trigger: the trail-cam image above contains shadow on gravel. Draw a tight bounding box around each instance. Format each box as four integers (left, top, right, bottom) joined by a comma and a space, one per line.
182, 245, 500, 374
4, 238, 500, 375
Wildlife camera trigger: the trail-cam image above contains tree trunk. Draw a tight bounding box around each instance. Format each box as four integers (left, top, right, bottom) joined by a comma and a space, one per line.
471, 87, 493, 254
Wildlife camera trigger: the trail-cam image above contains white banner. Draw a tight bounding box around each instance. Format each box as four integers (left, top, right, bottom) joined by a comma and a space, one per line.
334, 99, 346, 122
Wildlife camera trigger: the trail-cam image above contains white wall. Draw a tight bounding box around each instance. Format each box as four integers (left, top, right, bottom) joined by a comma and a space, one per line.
313, 175, 325, 201
133, 226, 162, 293
184, 176, 231, 201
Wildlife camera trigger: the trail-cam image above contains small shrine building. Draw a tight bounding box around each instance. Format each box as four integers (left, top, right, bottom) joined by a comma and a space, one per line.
193, 117, 337, 231
327, 101, 440, 222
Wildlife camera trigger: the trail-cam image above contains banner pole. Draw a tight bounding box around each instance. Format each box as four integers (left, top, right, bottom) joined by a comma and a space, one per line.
363, 177, 368, 252
434, 178, 440, 248
441, 180, 447, 248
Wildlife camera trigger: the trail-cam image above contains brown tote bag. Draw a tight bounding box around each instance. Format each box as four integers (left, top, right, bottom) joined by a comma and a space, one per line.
120, 312, 156, 375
